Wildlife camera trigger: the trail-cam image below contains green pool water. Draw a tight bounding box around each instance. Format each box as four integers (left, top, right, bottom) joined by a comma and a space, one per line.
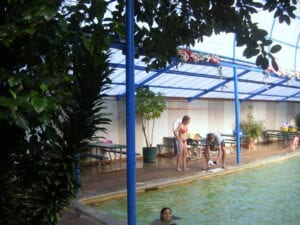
93, 157, 300, 225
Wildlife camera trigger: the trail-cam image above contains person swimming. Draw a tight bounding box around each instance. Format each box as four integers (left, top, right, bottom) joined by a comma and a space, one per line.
150, 207, 178, 225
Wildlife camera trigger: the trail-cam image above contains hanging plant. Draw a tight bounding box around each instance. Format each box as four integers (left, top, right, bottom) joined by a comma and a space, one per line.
266, 67, 300, 79
177, 48, 220, 65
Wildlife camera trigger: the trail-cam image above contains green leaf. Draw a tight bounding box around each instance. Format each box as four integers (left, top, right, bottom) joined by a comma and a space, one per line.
40, 84, 48, 92
23, 27, 35, 35
270, 45, 281, 53
256, 55, 264, 66
0, 96, 17, 110
9, 89, 17, 99
256, 55, 269, 69
271, 59, 279, 71
8, 76, 21, 87
13, 112, 29, 130
31, 97, 48, 114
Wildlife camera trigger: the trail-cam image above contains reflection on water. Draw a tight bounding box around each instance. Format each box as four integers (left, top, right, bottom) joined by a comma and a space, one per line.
94, 157, 300, 225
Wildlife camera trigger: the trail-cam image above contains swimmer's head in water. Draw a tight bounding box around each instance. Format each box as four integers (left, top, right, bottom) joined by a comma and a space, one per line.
160, 207, 172, 222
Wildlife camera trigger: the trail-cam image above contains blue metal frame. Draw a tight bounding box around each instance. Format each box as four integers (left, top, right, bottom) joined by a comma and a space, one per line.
110, 63, 299, 91
241, 79, 288, 102
116, 62, 178, 100
233, 35, 241, 164
278, 91, 300, 103
111, 57, 300, 82
125, 0, 136, 224
111, 81, 299, 100
233, 67, 241, 164
108, 17, 300, 123
188, 70, 250, 102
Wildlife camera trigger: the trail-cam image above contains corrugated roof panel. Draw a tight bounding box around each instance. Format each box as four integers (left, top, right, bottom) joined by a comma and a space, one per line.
262, 86, 299, 96
106, 10, 300, 103
240, 71, 283, 83
110, 49, 125, 64
175, 63, 202, 74
110, 68, 126, 83
151, 87, 201, 98
251, 95, 283, 101
216, 81, 267, 94
146, 72, 217, 89
220, 66, 234, 78
287, 97, 300, 102
146, 73, 185, 86
135, 70, 157, 84
201, 91, 249, 99
103, 84, 125, 96
175, 63, 219, 76
282, 79, 300, 87
238, 82, 268, 94
195, 78, 224, 88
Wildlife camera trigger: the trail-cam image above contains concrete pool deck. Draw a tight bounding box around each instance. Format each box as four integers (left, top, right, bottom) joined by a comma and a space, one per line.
60, 143, 300, 225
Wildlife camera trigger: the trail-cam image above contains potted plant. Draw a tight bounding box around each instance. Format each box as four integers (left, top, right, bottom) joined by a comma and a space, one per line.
135, 87, 166, 163
240, 106, 264, 149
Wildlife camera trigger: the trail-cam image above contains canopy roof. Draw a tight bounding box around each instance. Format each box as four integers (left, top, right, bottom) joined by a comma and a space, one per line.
104, 4, 300, 103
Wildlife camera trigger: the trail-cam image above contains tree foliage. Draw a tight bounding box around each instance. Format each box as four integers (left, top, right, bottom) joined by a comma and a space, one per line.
135, 87, 166, 148
0, 0, 111, 224
109, 0, 298, 70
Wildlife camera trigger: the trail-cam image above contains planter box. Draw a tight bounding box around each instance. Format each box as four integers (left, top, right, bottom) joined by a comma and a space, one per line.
143, 147, 157, 163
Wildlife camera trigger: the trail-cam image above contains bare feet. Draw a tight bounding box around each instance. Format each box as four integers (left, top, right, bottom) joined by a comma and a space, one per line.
176, 167, 182, 171
183, 167, 189, 171
203, 165, 210, 170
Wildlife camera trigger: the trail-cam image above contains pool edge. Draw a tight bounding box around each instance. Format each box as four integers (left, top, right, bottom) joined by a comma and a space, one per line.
74, 151, 300, 224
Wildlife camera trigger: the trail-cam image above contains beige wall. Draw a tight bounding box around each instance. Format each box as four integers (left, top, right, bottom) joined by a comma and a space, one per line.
100, 98, 300, 154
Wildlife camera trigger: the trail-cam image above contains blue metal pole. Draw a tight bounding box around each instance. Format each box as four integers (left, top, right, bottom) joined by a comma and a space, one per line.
233, 35, 241, 164
233, 67, 241, 164
125, 0, 136, 224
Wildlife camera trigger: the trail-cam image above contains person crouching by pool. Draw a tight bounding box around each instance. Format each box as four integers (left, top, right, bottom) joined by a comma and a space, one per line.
204, 131, 226, 170
174, 115, 191, 171
151, 207, 178, 225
